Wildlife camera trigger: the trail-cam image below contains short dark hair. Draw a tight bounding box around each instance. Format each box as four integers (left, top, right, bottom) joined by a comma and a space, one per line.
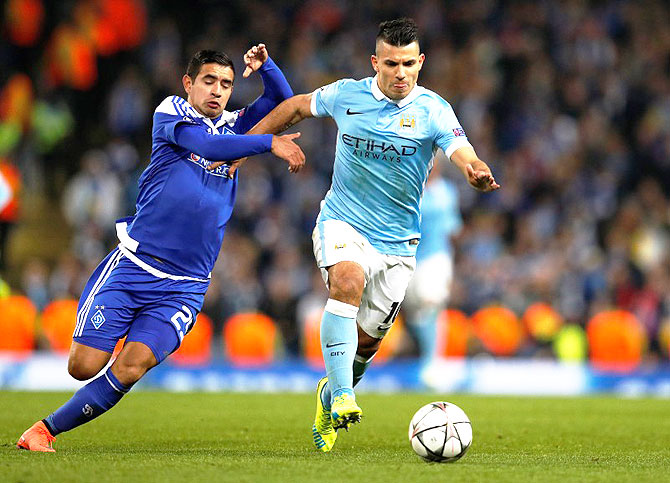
376, 18, 419, 47
186, 49, 235, 80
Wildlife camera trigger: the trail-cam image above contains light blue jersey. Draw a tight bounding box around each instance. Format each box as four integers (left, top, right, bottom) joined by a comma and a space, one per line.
416, 177, 462, 261
310, 76, 470, 256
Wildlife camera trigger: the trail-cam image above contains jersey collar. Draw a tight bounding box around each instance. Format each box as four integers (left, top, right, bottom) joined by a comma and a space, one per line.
371, 75, 421, 108
181, 97, 238, 130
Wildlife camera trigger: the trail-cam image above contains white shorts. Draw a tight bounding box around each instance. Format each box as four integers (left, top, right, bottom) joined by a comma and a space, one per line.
403, 252, 453, 315
312, 219, 415, 339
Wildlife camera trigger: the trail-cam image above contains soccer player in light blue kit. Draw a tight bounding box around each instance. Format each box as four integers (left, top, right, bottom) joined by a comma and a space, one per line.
403, 156, 463, 387
241, 18, 499, 452
17, 44, 305, 452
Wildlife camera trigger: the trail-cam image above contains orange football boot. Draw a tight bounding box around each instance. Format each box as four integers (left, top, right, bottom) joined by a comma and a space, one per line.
17, 421, 56, 452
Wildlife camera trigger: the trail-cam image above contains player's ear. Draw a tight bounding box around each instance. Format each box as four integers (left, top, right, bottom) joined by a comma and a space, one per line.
182, 74, 192, 95
371, 54, 379, 73
418, 53, 425, 70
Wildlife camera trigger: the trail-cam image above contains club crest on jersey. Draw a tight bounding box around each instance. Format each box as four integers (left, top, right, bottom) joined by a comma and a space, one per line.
91, 305, 106, 330
399, 115, 416, 133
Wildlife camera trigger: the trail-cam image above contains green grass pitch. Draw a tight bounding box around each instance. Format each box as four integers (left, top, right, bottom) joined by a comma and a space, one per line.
1, 391, 669, 482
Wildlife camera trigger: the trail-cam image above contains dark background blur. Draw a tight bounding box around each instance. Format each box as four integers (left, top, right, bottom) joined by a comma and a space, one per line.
2, 0, 670, 365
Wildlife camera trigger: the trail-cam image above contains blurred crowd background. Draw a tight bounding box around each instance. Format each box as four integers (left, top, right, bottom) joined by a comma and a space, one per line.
2, 0, 670, 369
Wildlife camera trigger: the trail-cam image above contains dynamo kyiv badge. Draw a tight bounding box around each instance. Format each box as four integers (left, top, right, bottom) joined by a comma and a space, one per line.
91, 305, 106, 330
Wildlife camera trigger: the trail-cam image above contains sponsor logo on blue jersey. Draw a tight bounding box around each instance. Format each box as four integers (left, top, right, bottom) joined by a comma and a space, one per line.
187, 153, 231, 177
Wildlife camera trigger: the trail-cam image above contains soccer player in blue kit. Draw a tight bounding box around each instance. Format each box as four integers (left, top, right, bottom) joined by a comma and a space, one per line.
17, 44, 304, 452
234, 18, 500, 452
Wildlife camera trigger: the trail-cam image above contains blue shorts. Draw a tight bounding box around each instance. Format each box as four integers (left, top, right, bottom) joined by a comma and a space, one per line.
73, 248, 208, 363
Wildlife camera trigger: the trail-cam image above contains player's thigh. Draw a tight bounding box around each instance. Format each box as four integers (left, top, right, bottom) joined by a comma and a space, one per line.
111, 298, 200, 386
312, 219, 373, 292
110, 339, 162, 386
132, 296, 202, 363
71, 249, 135, 375
327, 262, 366, 305
357, 254, 416, 340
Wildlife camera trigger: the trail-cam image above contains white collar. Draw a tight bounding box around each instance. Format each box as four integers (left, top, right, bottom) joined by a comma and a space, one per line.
370, 75, 421, 108
181, 97, 238, 129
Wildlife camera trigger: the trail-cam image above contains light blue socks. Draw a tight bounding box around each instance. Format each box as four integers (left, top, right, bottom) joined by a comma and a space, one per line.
321, 354, 374, 410
320, 299, 358, 406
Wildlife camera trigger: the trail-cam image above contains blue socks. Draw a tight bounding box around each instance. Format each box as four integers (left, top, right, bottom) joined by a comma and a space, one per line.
320, 299, 358, 405
321, 354, 373, 410
43, 368, 132, 436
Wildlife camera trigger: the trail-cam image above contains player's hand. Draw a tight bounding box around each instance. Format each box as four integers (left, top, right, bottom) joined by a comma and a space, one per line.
242, 43, 269, 78
205, 158, 247, 177
466, 164, 500, 192
271, 132, 305, 173
226, 157, 247, 178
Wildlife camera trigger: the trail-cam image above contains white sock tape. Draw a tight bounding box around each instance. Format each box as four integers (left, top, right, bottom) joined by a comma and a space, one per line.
325, 298, 359, 319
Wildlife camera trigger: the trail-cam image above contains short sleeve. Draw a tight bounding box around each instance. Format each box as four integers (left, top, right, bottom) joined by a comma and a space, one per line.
432, 98, 471, 159
153, 96, 199, 144
310, 80, 345, 118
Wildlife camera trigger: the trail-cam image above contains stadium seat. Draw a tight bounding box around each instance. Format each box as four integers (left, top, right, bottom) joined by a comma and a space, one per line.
40, 299, 78, 353
659, 320, 670, 359
471, 306, 524, 356
170, 312, 213, 365
437, 309, 471, 358
587, 310, 646, 371
0, 295, 37, 353
553, 324, 587, 362
223, 312, 277, 366
523, 302, 563, 342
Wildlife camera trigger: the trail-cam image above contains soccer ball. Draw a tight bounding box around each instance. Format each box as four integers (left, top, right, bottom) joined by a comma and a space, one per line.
408, 401, 472, 463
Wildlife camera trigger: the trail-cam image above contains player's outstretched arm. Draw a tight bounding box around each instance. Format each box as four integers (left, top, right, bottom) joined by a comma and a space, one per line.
174, 123, 304, 174
248, 93, 314, 136
207, 94, 313, 174
450, 145, 500, 192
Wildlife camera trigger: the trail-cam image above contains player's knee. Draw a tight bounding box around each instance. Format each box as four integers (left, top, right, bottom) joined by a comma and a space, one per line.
111, 361, 147, 386
67, 358, 100, 381
327, 262, 365, 304
329, 275, 364, 303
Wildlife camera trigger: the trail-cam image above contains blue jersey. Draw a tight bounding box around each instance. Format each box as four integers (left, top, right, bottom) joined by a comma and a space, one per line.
310, 76, 471, 256
416, 177, 462, 261
117, 58, 292, 284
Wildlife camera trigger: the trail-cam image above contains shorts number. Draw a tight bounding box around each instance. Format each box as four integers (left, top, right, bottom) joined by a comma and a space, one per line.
377, 302, 401, 332
171, 305, 194, 336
